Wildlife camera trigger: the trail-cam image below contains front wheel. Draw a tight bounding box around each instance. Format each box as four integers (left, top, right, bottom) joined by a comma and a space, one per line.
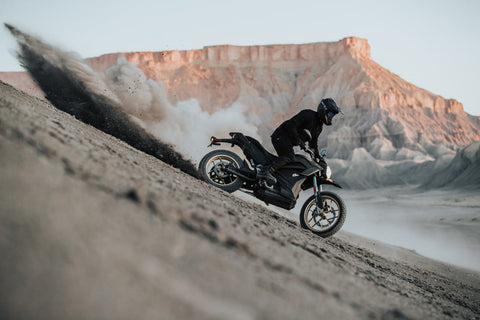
199, 149, 244, 193
300, 191, 346, 238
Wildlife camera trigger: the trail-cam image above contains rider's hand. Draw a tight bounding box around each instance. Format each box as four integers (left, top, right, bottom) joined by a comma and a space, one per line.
298, 140, 306, 150
315, 153, 325, 163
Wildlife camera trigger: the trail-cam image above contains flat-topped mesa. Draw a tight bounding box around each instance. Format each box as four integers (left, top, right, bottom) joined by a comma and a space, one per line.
87, 37, 372, 70
3, 33, 479, 161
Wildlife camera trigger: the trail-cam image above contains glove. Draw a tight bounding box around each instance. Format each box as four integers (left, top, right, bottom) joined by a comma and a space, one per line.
298, 140, 306, 150
315, 153, 326, 165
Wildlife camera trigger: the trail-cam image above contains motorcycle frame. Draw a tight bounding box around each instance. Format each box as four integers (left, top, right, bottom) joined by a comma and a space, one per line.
209, 132, 342, 192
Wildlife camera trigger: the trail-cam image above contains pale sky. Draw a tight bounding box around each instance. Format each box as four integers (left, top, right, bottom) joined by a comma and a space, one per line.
1, 0, 479, 115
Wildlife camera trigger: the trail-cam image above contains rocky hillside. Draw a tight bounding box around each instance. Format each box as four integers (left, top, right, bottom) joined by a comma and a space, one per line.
2, 27, 479, 190
421, 141, 480, 189
2, 37, 479, 162
2, 80, 480, 319
76, 38, 480, 158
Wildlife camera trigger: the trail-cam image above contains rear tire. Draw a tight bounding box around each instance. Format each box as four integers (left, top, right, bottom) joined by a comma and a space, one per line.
300, 191, 346, 238
199, 150, 244, 193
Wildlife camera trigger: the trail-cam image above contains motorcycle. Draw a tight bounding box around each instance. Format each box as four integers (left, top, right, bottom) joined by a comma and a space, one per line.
199, 132, 346, 238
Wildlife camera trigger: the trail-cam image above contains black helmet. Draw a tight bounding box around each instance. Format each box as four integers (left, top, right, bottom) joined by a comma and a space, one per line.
317, 98, 342, 125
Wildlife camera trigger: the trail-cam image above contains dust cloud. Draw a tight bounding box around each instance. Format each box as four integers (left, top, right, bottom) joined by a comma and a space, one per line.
103, 56, 260, 162
5, 23, 259, 176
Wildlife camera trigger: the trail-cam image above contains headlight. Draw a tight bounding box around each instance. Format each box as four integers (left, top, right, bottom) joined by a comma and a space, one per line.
326, 165, 332, 179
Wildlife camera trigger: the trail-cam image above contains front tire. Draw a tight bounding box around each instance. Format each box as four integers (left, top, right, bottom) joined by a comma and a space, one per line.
200, 150, 244, 193
300, 191, 346, 238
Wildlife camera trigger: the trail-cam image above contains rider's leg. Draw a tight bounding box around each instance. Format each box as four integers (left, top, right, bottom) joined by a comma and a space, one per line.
257, 135, 295, 183
257, 134, 297, 183
256, 135, 285, 183
270, 135, 295, 171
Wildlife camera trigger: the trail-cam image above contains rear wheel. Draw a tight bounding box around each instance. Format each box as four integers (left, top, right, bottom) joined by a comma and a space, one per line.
300, 191, 346, 238
200, 150, 244, 193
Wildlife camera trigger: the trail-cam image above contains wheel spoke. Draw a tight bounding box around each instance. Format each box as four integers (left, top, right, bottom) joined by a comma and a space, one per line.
307, 212, 318, 224
313, 219, 326, 228
305, 196, 340, 232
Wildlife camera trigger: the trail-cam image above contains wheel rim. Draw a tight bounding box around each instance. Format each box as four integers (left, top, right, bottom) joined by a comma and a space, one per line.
205, 155, 240, 187
304, 195, 340, 232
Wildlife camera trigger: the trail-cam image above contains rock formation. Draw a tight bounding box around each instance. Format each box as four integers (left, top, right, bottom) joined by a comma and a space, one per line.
421, 141, 480, 189
2, 37, 479, 160
86, 38, 479, 158
2, 36, 479, 188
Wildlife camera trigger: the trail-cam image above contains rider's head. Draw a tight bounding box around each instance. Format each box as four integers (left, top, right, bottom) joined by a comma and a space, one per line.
317, 98, 342, 126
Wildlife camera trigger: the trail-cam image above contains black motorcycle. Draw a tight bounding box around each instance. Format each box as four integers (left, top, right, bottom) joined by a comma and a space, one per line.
199, 132, 346, 238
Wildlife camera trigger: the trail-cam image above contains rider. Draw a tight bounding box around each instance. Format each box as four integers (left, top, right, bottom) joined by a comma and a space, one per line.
258, 98, 342, 183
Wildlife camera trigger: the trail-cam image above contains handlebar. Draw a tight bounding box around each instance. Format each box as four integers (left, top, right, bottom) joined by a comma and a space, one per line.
301, 145, 327, 163
302, 146, 315, 157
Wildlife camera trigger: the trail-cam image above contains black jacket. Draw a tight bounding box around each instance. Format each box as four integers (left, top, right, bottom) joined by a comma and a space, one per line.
271, 109, 323, 157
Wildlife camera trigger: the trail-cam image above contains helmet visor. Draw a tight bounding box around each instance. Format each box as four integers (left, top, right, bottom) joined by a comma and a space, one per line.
326, 111, 336, 120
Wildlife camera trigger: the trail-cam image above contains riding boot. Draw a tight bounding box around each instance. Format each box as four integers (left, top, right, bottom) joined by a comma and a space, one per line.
257, 165, 277, 185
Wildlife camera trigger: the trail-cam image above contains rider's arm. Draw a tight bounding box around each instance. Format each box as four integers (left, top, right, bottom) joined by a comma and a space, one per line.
311, 128, 322, 158
312, 128, 327, 172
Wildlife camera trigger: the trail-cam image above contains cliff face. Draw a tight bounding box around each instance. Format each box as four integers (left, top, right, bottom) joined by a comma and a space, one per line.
2, 37, 479, 160
86, 37, 374, 115
87, 37, 480, 159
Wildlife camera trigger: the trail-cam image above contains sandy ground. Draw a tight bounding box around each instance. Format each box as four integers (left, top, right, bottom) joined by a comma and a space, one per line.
239, 187, 480, 271
1, 81, 479, 319
340, 188, 480, 271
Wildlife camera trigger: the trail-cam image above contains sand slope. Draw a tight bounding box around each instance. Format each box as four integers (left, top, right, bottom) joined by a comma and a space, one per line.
1, 81, 479, 319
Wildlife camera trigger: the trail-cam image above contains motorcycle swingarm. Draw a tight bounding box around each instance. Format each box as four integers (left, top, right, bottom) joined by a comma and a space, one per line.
225, 166, 256, 182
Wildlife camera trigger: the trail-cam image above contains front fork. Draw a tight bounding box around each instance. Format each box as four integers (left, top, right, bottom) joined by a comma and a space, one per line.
313, 175, 325, 217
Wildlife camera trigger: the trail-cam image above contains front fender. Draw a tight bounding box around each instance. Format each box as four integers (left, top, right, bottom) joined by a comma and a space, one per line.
317, 177, 342, 189
301, 176, 343, 190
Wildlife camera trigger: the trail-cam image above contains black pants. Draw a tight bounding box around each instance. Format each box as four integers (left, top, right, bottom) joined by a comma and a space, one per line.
270, 132, 296, 171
